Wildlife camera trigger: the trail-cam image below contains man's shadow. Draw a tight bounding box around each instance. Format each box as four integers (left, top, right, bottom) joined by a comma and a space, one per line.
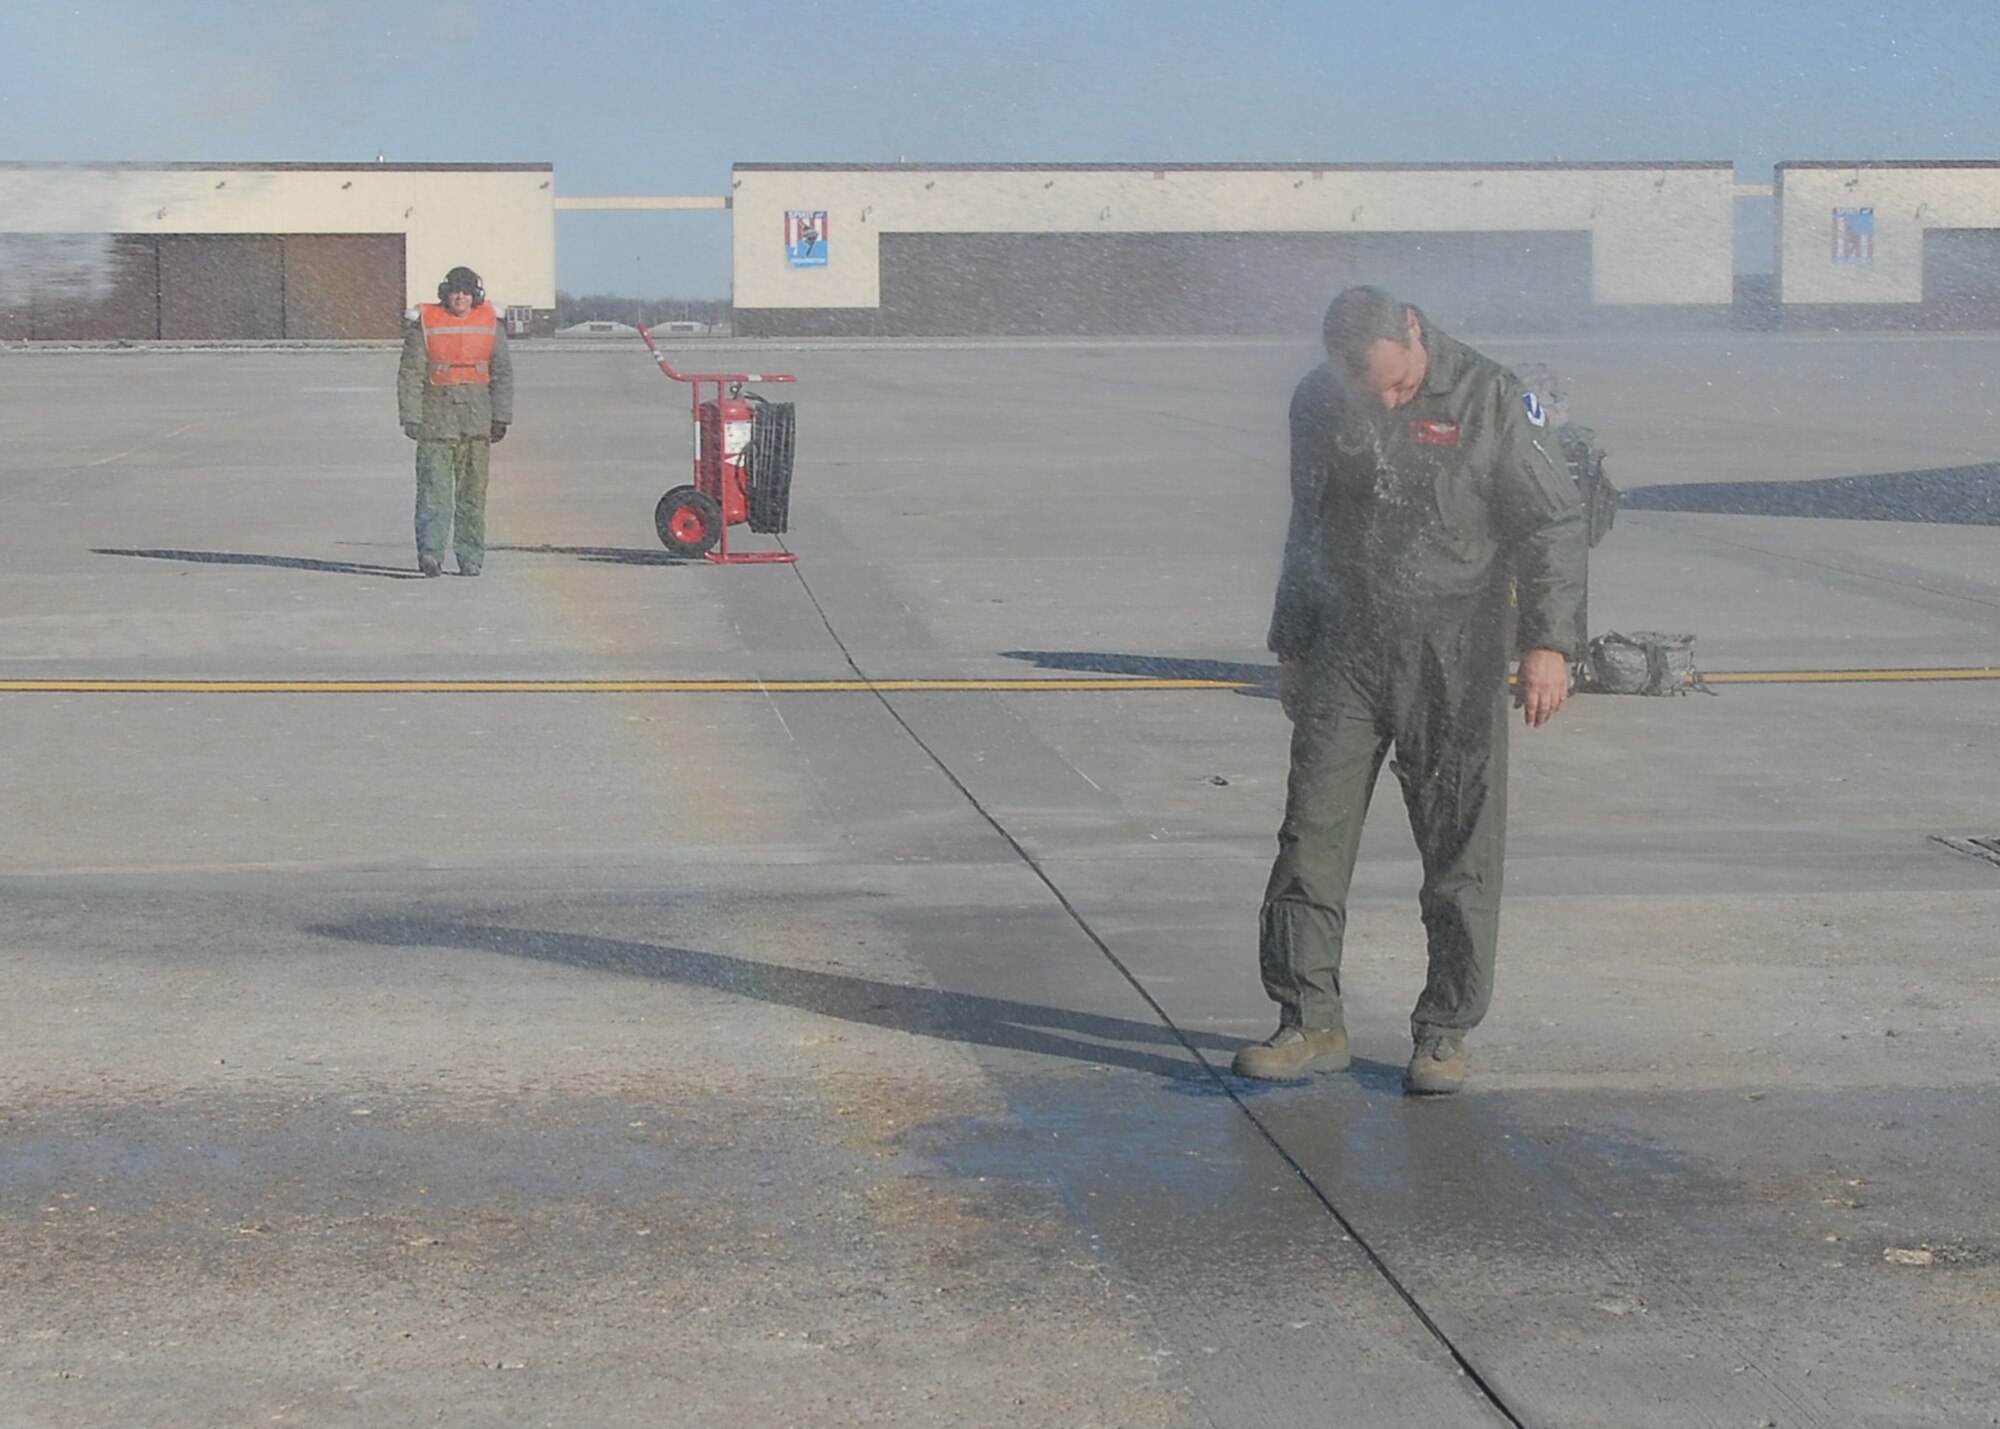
97, 545, 702, 574
310, 915, 1241, 1087
95, 547, 426, 578
1002, 650, 1278, 700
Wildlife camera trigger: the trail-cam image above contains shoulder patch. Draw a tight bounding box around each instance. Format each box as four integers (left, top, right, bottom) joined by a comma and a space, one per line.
1521, 391, 1547, 427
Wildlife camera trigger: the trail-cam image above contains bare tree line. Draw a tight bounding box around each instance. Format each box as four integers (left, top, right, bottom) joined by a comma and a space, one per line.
555, 291, 732, 328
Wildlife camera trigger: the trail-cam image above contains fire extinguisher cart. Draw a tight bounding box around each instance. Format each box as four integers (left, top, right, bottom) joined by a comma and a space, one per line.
639, 323, 799, 564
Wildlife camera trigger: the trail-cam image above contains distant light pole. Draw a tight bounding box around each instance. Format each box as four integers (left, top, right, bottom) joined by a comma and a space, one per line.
634, 256, 643, 329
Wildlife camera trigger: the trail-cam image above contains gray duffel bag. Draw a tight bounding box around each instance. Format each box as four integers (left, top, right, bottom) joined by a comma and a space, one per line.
1579, 631, 1710, 696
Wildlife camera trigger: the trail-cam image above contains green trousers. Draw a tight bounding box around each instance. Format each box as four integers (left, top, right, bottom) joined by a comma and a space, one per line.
414, 437, 489, 565
1258, 654, 1510, 1040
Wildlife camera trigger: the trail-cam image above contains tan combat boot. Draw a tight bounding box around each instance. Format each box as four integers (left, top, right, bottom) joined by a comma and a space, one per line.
1404, 1034, 1468, 1095
1231, 1025, 1350, 1080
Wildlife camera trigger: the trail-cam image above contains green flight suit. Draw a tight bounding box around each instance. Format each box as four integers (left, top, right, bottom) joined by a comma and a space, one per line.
396, 304, 514, 568
1260, 321, 1587, 1041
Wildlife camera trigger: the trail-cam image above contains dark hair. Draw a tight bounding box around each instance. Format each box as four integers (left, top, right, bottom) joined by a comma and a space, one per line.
1322, 286, 1414, 377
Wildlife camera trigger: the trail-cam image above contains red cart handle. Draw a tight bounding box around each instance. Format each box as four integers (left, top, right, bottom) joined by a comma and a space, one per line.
639, 323, 795, 386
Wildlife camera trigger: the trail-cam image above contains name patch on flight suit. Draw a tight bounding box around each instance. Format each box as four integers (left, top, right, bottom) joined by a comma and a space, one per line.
1410, 419, 1460, 446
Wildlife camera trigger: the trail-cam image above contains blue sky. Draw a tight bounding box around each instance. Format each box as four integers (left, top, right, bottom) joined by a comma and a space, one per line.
3, 1, 1996, 297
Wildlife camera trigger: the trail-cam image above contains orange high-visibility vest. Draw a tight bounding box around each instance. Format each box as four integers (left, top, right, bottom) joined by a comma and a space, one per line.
419, 301, 498, 385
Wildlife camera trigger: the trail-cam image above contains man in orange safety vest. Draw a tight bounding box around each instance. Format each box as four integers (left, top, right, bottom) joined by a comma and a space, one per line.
396, 266, 514, 576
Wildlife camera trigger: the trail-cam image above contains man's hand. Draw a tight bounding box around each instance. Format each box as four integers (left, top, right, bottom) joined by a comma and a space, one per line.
402, 423, 423, 441
1515, 648, 1571, 727
1276, 658, 1305, 722
489, 423, 508, 443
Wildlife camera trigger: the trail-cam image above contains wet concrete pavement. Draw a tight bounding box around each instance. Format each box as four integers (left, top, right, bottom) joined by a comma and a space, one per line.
3, 334, 1998, 1426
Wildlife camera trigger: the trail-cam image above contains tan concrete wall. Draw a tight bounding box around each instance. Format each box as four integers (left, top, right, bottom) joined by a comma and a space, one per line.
732, 164, 1736, 311
1776, 163, 2000, 306
0, 165, 556, 309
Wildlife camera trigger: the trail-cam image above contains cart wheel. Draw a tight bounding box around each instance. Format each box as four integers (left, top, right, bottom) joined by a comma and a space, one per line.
655, 485, 722, 557
746, 402, 796, 534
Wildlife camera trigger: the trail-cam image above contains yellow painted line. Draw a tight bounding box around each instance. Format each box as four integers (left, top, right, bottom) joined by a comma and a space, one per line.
1700, 668, 2000, 684
0, 677, 1249, 694
1, 668, 1997, 695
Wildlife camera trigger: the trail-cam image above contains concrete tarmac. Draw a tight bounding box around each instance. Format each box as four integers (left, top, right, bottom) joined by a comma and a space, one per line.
2, 333, 1997, 1427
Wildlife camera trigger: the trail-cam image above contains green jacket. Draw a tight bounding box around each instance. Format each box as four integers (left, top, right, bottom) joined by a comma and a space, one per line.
1268, 323, 1587, 674
396, 303, 515, 439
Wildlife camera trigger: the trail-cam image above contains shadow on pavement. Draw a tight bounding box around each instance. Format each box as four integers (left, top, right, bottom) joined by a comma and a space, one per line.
311, 915, 1238, 1085
1623, 462, 2000, 524
1002, 649, 1278, 698
95, 547, 425, 578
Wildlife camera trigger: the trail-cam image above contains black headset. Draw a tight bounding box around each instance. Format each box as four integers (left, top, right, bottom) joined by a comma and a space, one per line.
437, 267, 485, 304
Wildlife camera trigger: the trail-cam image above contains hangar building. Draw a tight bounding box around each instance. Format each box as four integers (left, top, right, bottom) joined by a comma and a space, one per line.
729, 162, 1740, 336
1775, 161, 2000, 326
0, 162, 556, 341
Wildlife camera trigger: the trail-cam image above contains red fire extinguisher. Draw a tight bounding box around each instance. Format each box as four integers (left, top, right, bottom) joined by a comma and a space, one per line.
698, 390, 758, 530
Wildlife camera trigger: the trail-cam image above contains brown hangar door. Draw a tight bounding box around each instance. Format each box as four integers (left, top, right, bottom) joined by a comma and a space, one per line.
159, 236, 284, 339
284, 234, 407, 338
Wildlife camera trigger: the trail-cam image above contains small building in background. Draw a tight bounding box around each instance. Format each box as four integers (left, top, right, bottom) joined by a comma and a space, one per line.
553, 318, 641, 338
551, 318, 723, 339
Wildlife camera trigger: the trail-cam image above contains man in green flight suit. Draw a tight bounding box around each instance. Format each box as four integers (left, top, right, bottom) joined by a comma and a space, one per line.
398, 265, 514, 577
1233, 286, 1588, 1095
